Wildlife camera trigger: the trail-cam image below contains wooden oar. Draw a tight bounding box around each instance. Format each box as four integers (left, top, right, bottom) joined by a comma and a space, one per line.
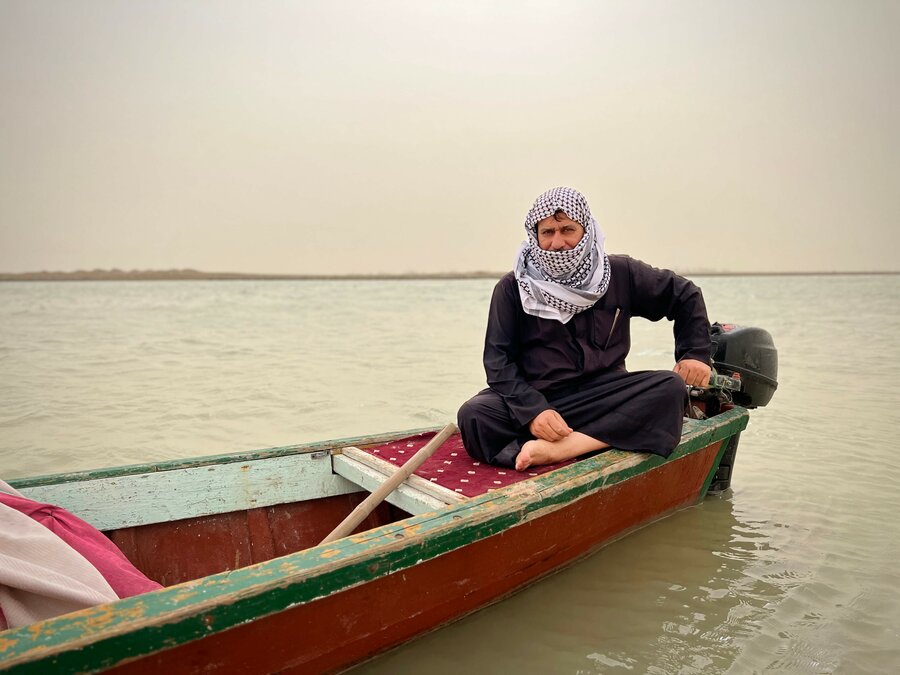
320, 422, 459, 545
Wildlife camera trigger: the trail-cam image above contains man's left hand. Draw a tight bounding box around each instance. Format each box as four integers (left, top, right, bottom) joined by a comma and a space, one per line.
673, 359, 711, 387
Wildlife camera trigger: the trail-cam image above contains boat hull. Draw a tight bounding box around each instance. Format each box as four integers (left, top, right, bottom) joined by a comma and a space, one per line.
112, 442, 724, 674
1, 409, 747, 674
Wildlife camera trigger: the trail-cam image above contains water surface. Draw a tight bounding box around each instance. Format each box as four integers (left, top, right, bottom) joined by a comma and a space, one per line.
1, 275, 898, 673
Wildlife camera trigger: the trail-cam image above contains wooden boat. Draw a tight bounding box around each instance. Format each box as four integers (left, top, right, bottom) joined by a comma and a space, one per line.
0, 405, 750, 674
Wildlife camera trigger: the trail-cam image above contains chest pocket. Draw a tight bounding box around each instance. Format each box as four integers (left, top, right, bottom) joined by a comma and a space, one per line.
591, 306, 622, 350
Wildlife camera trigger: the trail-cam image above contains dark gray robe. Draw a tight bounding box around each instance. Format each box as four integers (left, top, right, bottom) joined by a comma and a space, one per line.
457, 255, 711, 468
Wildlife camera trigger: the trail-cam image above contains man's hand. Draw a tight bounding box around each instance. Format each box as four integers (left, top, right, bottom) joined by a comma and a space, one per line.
528, 409, 573, 442
674, 359, 711, 387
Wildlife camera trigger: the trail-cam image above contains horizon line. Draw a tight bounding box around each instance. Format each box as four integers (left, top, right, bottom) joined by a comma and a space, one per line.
1, 268, 899, 282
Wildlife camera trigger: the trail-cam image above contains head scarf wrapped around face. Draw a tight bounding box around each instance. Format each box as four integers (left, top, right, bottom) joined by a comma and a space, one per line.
514, 186, 610, 323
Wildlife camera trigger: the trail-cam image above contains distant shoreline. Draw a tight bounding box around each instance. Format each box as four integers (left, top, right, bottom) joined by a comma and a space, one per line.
0, 269, 897, 282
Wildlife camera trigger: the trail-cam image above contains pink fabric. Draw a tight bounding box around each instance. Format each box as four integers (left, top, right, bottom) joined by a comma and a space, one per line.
362, 431, 574, 498
0, 502, 119, 629
0, 492, 162, 599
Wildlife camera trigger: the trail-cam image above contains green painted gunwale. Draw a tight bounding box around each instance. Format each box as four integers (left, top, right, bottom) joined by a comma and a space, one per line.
7, 427, 439, 490
0, 408, 748, 674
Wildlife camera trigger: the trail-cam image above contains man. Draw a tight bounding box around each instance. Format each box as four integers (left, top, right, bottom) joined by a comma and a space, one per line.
457, 186, 711, 472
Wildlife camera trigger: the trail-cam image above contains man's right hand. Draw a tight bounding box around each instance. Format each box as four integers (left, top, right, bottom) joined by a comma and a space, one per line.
528, 410, 573, 442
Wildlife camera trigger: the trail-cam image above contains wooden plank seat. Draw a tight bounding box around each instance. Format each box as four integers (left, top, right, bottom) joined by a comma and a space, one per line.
333, 430, 579, 514
333, 448, 466, 515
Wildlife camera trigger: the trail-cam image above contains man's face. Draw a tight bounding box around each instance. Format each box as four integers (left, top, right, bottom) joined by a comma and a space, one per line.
536, 212, 585, 251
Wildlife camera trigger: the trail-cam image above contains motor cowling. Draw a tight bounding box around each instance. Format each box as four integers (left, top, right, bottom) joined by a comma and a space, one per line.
709, 323, 778, 408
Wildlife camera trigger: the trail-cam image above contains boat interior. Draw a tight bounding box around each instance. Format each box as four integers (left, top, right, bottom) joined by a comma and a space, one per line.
14, 429, 569, 587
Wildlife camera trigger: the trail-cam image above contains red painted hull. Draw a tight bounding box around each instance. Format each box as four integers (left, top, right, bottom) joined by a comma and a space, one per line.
107, 493, 404, 587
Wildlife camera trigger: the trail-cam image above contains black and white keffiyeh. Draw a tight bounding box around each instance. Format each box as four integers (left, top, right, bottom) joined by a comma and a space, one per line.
514, 186, 611, 323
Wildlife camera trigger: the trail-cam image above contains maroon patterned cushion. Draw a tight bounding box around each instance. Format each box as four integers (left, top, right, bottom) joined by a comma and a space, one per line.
361, 431, 573, 498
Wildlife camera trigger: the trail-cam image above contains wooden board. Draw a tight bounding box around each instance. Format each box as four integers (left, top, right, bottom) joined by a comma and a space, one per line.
332, 447, 467, 516
17, 452, 361, 531
107, 495, 404, 587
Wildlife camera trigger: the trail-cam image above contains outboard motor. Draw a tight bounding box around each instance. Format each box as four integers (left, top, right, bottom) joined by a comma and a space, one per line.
709, 323, 778, 408
695, 323, 778, 493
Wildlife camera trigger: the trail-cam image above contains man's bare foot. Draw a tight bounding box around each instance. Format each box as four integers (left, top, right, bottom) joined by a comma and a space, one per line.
515, 433, 610, 472
515, 440, 539, 471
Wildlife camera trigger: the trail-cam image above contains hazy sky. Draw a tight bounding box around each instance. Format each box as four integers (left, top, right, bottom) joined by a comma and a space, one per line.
1, 1, 897, 274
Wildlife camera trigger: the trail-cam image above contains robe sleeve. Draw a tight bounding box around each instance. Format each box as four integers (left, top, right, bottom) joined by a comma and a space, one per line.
626, 257, 712, 365
483, 278, 551, 427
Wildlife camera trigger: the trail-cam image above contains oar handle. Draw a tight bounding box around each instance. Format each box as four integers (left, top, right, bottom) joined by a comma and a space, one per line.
319, 422, 459, 545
